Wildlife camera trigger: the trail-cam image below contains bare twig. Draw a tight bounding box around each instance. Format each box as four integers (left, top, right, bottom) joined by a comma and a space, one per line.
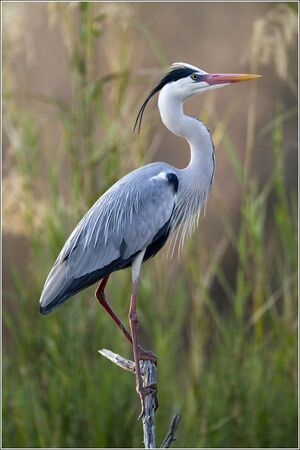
140, 360, 157, 448
99, 349, 157, 448
99, 349, 181, 448
161, 414, 181, 448
98, 349, 135, 372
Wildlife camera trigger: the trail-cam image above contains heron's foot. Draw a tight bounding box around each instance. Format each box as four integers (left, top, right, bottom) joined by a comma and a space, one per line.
137, 383, 159, 420
138, 346, 157, 364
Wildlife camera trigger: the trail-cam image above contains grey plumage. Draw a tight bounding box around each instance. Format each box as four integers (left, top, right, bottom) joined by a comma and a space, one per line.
40, 63, 258, 426
39, 162, 185, 313
38, 62, 261, 425
40, 146, 214, 314
41, 61, 258, 315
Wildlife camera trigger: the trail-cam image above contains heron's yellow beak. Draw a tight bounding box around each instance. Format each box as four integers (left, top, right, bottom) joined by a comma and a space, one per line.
203, 73, 262, 85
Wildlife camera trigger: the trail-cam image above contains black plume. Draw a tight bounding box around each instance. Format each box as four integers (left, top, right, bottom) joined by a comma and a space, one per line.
133, 66, 195, 133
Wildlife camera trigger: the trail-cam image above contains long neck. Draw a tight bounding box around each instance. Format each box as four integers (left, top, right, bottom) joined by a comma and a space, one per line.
158, 86, 214, 172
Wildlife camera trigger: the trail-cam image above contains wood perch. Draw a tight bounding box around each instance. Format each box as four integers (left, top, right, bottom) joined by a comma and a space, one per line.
98, 349, 135, 372
98, 349, 181, 448
161, 414, 181, 448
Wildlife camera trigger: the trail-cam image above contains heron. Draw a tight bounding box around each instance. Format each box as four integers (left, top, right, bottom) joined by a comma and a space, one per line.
39, 62, 260, 418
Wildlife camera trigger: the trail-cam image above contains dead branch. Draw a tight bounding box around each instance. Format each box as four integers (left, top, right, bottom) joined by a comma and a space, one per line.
161, 414, 181, 448
98, 348, 181, 449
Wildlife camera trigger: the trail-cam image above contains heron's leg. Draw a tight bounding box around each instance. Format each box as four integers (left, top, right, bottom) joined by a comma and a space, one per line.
95, 276, 157, 363
95, 275, 132, 344
129, 251, 158, 419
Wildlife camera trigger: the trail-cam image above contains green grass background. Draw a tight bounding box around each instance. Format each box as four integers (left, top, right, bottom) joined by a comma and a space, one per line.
3, 2, 298, 448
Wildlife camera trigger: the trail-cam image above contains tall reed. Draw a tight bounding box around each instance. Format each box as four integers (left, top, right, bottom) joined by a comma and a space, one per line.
3, 2, 297, 448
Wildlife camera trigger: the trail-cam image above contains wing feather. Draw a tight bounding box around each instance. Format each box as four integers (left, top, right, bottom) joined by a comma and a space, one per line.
40, 163, 176, 312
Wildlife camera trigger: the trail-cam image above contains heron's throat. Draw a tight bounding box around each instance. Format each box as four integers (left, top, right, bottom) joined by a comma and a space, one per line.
158, 87, 214, 168
158, 86, 216, 250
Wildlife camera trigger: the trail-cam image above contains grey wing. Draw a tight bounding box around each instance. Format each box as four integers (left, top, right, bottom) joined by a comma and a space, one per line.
39, 163, 177, 314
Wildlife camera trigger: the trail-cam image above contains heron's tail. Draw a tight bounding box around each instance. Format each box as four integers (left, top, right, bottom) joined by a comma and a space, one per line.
39, 261, 109, 315
39, 261, 71, 315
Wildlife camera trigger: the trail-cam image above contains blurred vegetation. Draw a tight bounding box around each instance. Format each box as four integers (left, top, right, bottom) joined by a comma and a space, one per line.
3, 2, 298, 448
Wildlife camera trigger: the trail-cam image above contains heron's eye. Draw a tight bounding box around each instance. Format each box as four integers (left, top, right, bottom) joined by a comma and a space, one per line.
191, 73, 198, 81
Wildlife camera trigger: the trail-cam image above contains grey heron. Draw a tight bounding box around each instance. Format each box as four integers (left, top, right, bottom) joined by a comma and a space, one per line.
39, 62, 260, 418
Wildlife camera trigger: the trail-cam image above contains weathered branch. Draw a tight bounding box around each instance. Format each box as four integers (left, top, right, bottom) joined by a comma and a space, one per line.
161, 414, 181, 448
140, 360, 157, 448
98, 348, 181, 449
99, 349, 157, 448
98, 349, 135, 372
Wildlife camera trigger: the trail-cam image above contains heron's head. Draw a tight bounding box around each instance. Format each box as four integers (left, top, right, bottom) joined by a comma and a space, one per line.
134, 62, 261, 132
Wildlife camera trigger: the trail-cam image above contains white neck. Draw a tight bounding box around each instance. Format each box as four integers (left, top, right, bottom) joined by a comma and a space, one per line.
157, 83, 215, 248
158, 85, 214, 171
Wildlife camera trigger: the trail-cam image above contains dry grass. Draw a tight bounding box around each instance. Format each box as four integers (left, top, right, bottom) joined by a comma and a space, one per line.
3, 2, 298, 448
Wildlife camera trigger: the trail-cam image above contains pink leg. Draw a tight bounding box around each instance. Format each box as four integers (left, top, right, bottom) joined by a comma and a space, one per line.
95, 276, 157, 363
95, 275, 132, 343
